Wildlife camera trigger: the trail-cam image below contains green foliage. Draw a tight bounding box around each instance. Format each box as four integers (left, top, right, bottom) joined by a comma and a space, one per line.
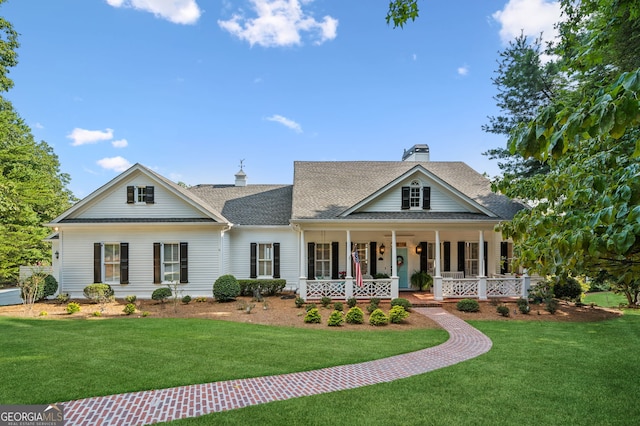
497, 305, 510, 317
368, 308, 389, 326
327, 310, 344, 326
333, 301, 344, 312
125, 295, 137, 304
237, 279, 286, 296
303, 307, 321, 324
456, 299, 480, 313
83, 284, 114, 303
43, 275, 57, 299
213, 274, 240, 302
92, 311, 101, 317
374, 273, 390, 279
389, 305, 410, 323
294, 296, 305, 308
151, 287, 172, 303
320, 296, 332, 308
55, 293, 69, 304
553, 276, 584, 301
305, 303, 317, 312
66, 302, 80, 314
410, 270, 433, 291
347, 297, 357, 308
123, 303, 136, 315
366, 297, 381, 314
385, 0, 419, 28
546, 299, 559, 314
390, 298, 412, 311
182, 295, 192, 304
516, 298, 530, 314
194, 297, 207, 303
345, 306, 364, 324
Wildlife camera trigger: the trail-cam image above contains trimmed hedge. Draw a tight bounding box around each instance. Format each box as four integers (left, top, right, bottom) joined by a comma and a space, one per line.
213, 274, 240, 302
83, 284, 114, 302
237, 279, 286, 297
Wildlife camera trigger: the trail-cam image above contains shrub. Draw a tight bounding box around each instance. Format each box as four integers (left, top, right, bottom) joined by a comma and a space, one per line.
347, 297, 357, 308
92, 311, 102, 317
237, 279, 287, 296
294, 296, 305, 308
56, 293, 70, 304
320, 296, 332, 308
66, 302, 80, 314
123, 303, 136, 315
125, 295, 137, 303
333, 301, 344, 311
39, 311, 48, 316
43, 275, 58, 299
304, 307, 321, 324
345, 306, 364, 324
305, 303, 317, 312
456, 299, 480, 312
529, 280, 553, 304
374, 273, 390, 279
151, 287, 172, 303
553, 276, 584, 301
194, 296, 207, 303
213, 274, 240, 302
389, 305, 410, 323
516, 298, 530, 314
369, 308, 389, 326
366, 298, 381, 314
497, 304, 510, 317
391, 298, 412, 311
327, 310, 344, 326
546, 298, 559, 314
182, 295, 192, 304
141, 311, 150, 317
83, 284, 114, 303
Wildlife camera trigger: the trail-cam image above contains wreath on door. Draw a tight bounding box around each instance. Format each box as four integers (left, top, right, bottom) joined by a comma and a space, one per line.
397, 255, 404, 267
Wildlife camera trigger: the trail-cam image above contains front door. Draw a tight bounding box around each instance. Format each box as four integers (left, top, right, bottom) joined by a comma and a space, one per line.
397, 247, 409, 289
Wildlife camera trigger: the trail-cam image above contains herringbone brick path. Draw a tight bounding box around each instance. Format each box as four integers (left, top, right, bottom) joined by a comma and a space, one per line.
61, 308, 491, 425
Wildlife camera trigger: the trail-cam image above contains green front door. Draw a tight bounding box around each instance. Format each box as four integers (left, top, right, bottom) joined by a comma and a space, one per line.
397, 248, 409, 289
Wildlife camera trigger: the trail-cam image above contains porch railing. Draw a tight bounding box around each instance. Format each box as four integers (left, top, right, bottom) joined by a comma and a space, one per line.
301, 278, 397, 301
439, 275, 533, 300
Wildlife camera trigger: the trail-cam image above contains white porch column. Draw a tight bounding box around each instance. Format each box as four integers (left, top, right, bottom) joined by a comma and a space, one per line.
478, 230, 487, 300
522, 269, 531, 298
219, 230, 226, 275
434, 230, 443, 301
299, 229, 307, 300
391, 230, 397, 278
345, 230, 354, 300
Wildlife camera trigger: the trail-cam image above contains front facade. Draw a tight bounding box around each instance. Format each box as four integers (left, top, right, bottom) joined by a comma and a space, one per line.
47, 145, 529, 301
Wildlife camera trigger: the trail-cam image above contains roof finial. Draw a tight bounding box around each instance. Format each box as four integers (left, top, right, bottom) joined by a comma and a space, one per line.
239, 159, 245, 170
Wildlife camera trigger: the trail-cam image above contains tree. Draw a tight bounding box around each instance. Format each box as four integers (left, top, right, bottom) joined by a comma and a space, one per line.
386, 0, 420, 28
496, 0, 640, 305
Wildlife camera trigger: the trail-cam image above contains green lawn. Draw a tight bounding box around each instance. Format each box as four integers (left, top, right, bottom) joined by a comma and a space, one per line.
583, 291, 628, 308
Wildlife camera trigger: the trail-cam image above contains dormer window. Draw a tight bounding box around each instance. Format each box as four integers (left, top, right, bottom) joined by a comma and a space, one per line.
402, 181, 431, 210
127, 185, 155, 204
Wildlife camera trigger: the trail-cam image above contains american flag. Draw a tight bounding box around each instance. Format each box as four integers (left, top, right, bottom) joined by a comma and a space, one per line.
352, 250, 363, 287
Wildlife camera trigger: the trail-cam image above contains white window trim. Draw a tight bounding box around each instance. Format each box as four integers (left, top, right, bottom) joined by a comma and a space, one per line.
257, 242, 273, 278
103, 242, 120, 284
160, 242, 180, 283
315, 243, 331, 280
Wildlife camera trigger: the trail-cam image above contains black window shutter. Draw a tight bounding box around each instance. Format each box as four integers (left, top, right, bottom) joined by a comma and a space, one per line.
179, 242, 188, 283
484, 241, 488, 277
500, 242, 508, 274
307, 242, 315, 279
369, 242, 377, 276
443, 241, 451, 272
145, 186, 155, 204
153, 243, 161, 284
250, 243, 257, 278
401, 186, 410, 209
120, 242, 129, 284
331, 242, 339, 279
273, 243, 280, 278
93, 243, 102, 283
457, 241, 466, 276
126, 186, 135, 204
419, 242, 428, 272
422, 187, 431, 210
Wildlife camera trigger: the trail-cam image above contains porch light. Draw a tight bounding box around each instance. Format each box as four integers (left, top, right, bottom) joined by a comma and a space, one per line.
379, 244, 386, 255
55, 251, 59, 259
415, 244, 423, 255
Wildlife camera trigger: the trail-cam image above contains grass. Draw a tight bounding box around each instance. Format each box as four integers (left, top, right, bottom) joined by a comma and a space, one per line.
0, 317, 447, 404
583, 291, 628, 308
162, 310, 640, 426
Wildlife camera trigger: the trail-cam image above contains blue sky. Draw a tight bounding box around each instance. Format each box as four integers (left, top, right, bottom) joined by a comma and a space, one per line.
3, 0, 561, 198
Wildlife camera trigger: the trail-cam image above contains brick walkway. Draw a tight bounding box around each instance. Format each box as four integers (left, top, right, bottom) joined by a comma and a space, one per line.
61, 308, 492, 425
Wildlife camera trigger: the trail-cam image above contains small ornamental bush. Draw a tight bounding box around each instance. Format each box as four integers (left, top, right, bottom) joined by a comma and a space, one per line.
43, 275, 58, 300
56, 293, 70, 304
345, 306, 364, 324
39, 311, 48, 316
517, 298, 530, 314
333, 301, 344, 312
123, 303, 136, 315
320, 296, 332, 308
125, 295, 137, 303
213, 274, 240, 302
456, 298, 480, 312
304, 307, 321, 324
497, 304, 510, 317
347, 297, 357, 308
92, 311, 102, 317
369, 308, 389, 326
182, 295, 192, 304
305, 303, 317, 312
553, 276, 584, 301
83, 284, 114, 303
66, 302, 81, 314
294, 296, 305, 308
546, 298, 559, 314
327, 310, 344, 326
389, 305, 410, 323
391, 298, 412, 311
141, 311, 150, 317
195, 297, 207, 303
152, 287, 172, 303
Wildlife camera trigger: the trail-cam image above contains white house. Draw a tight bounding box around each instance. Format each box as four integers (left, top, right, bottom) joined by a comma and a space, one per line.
46, 145, 528, 301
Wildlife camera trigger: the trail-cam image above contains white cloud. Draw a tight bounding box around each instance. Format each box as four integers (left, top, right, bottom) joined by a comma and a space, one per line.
106, 0, 201, 25
218, 0, 338, 47
492, 0, 562, 44
67, 128, 114, 146
97, 156, 132, 172
412, 53, 417, 61
112, 138, 128, 148
267, 114, 302, 133
457, 65, 469, 76
34, 122, 44, 129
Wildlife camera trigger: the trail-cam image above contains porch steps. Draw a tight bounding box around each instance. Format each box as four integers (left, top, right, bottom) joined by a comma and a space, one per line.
410, 301, 442, 308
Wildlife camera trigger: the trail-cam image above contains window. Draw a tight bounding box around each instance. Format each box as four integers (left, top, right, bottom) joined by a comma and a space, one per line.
315, 243, 331, 279
258, 243, 273, 276
127, 185, 155, 204
104, 243, 120, 283
163, 243, 180, 282
426, 242, 436, 274
465, 242, 479, 277
501, 242, 515, 274
154, 242, 188, 283
353, 242, 368, 275
250, 242, 280, 279
94, 242, 128, 284
410, 181, 421, 207
401, 182, 431, 210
